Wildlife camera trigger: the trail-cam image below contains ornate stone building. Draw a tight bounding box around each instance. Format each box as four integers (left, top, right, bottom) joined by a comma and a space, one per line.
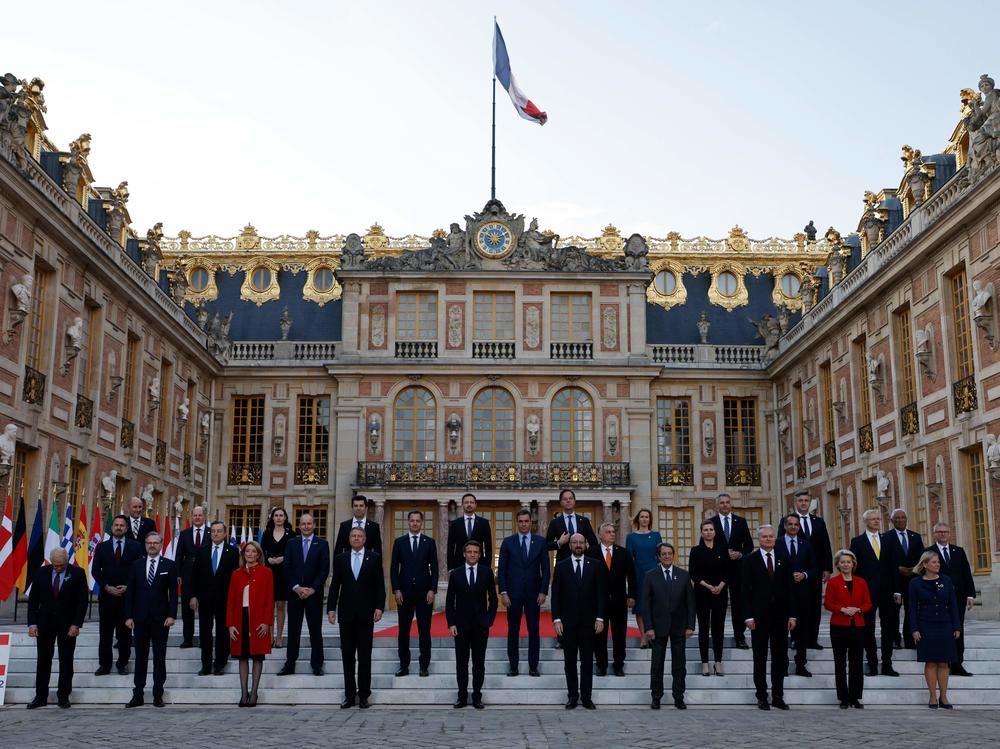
2, 69, 1000, 611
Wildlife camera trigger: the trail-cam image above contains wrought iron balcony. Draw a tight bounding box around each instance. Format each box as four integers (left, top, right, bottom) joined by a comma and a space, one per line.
796, 455, 807, 480
858, 423, 874, 453
550, 341, 593, 360
295, 462, 329, 485
155, 439, 167, 466
22, 365, 46, 405
228, 462, 263, 486
74, 393, 94, 430
657, 463, 694, 486
725, 463, 761, 487
395, 340, 438, 359
357, 461, 631, 488
900, 401, 920, 436
183, 453, 191, 478
953, 374, 978, 414
472, 340, 515, 359
824, 440, 837, 468
120, 419, 135, 451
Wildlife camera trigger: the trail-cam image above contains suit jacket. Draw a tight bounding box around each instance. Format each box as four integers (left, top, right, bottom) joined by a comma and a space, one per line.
191, 543, 241, 605
174, 525, 210, 584
849, 531, 891, 601
773, 534, 817, 603
550, 555, 607, 628
447, 515, 494, 571
710, 513, 754, 572
389, 533, 439, 598
933, 544, 976, 603
27, 566, 88, 631
824, 574, 872, 627
741, 549, 795, 625
124, 516, 157, 544
333, 518, 383, 558
497, 533, 549, 600
641, 565, 696, 636
124, 556, 179, 623
327, 550, 386, 622
284, 534, 331, 595
545, 513, 599, 562
91, 537, 143, 594
597, 544, 636, 606
445, 563, 499, 633
778, 513, 833, 574
883, 527, 924, 595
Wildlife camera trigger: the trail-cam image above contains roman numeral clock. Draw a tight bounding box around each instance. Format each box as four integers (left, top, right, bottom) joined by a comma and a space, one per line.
466, 199, 525, 262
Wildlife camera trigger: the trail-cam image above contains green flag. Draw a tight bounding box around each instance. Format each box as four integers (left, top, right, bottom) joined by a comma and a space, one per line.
42, 499, 61, 564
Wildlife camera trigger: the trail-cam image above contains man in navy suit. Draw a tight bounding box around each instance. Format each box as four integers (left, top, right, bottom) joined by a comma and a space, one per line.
884, 508, 924, 650
930, 522, 977, 676
446, 540, 499, 709
278, 512, 330, 676
123, 496, 157, 544
551, 533, 607, 709
710, 493, 754, 649
333, 495, 383, 557
124, 532, 178, 708
447, 493, 493, 571
497, 509, 549, 677
545, 489, 599, 562
91, 514, 142, 676
775, 514, 817, 677
779, 490, 833, 649
389, 510, 439, 677
26, 548, 89, 709
190, 521, 240, 675
849, 509, 895, 676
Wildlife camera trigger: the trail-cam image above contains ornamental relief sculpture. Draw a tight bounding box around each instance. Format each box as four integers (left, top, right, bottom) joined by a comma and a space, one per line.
447, 303, 464, 349
370, 304, 386, 349
524, 306, 541, 349
601, 306, 618, 350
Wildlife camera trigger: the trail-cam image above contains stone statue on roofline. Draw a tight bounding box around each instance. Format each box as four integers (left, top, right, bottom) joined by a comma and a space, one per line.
340, 233, 365, 269
623, 233, 649, 271
803, 220, 817, 242
965, 74, 1000, 183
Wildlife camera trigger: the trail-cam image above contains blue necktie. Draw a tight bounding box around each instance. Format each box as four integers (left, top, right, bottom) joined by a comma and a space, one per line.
900, 532, 908, 555
303, 537, 311, 559
352, 552, 362, 580
724, 516, 731, 542
567, 515, 576, 536
522, 535, 528, 560
212, 546, 219, 574
943, 546, 951, 564
147, 558, 156, 585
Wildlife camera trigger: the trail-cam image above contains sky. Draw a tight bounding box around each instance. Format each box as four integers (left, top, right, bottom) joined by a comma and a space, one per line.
4, 0, 995, 241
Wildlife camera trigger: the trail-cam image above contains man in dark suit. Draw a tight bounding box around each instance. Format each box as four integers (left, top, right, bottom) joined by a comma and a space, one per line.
593, 522, 635, 677
884, 508, 924, 650
775, 514, 817, 677
25, 548, 88, 709
849, 509, 895, 676
779, 490, 833, 649
173, 504, 208, 648
710, 492, 754, 649
334, 494, 382, 558
278, 512, 330, 676
551, 533, 607, 709
91, 514, 142, 676
123, 496, 156, 544
446, 540, 499, 709
327, 526, 385, 709
931, 522, 976, 676
389, 510, 439, 677
642, 542, 695, 710
190, 520, 240, 675
742, 524, 797, 710
124, 532, 178, 708
447, 493, 493, 571
545, 489, 599, 562
497, 509, 549, 677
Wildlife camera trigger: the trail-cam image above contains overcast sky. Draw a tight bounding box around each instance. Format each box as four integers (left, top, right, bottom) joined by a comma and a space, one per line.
4, 1, 994, 240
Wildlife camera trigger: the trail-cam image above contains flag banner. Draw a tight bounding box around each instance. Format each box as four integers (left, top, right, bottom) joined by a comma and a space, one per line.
43, 501, 61, 566
9, 499, 28, 596
88, 503, 103, 593
20, 499, 44, 593
0, 496, 13, 600
493, 22, 547, 125
60, 501, 74, 556
162, 515, 173, 561
239, 526, 247, 548
73, 505, 89, 578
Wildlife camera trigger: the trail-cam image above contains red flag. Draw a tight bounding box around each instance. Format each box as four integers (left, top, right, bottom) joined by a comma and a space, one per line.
0, 495, 14, 600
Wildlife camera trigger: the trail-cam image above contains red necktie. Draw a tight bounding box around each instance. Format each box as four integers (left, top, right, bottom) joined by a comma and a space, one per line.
115, 541, 122, 561
766, 552, 774, 577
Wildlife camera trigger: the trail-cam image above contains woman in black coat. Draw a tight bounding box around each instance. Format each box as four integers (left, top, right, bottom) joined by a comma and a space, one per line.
260, 507, 295, 647
688, 519, 729, 676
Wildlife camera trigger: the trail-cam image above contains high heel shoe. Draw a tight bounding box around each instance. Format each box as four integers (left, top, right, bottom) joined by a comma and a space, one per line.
238, 694, 248, 707
248, 693, 258, 708
939, 700, 953, 710
714, 663, 724, 677
927, 702, 939, 709
701, 664, 711, 676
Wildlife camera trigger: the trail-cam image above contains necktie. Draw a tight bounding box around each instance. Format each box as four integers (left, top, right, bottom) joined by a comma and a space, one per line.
352, 552, 362, 580
133, 518, 139, 536
766, 552, 774, 577
412, 535, 418, 554
790, 539, 797, 562
52, 572, 61, 598
723, 516, 731, 542
943, 546, 951, 564
115, 540, 122, 562
212, 546, 219, 574
872, 534, 880, 560
303, 537, 311, 559
195, 528, 202, 547
605, 546, 612, 570
900, 531, 909, 555
469, 566, 475, 587
575, 559, 582, 581
148, 558, 157, 585
355, 520, 363, 529
467, 517, 474, 538
521, 535, 528, 559
801, 515, 811, 538
664, 568, 672, 584
567, 515, 576, 536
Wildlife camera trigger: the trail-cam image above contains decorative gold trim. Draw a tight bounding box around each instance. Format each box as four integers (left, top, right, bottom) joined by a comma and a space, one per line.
239, 256, 280, 307
302, 257, 342, 306
183, 261, 218, 305
708, 263, 749, 311
771, 263, 804, 312
646, 258, 688, 310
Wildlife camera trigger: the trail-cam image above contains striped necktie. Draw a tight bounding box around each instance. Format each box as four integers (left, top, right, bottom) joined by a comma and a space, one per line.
147, 558, 157, 585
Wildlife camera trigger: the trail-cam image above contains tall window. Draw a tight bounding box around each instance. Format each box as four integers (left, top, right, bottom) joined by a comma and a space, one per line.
472, 387, 515, 462
157, 361, 172, 441
907, 464, 929, 539
293, 506, 328, 538
742, 507, 764, 537
123, 333, 140, 419
474, 292, 515, 340
853, 337, 871, 427
230, 396, 265, 464
397, 292, 437, 340
950, 269, 975, 381
77, 305, 98, 393
966, 446, 991, 572
723, 397, 757, 465
68, 462, 84, 522
551, 387, 594, 462
820, 362, 834, 443
26, 269, 48, 369
392, 508, 434, 541
182, 380, 197, 454
393, 387, 436, 462
227, 506, 263, 537
12, 447, 28, 500
656, 397, 691, 464
551, 293, 591, 342
658, 506, 695, 562
895, 307, 917, 405
297, 396, 331, 463
826, 490, 843, 551
794, 381, 806, 455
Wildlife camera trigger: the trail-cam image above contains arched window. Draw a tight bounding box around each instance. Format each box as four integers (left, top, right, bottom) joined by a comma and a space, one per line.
473, 387, 515, 462
551, 387, 593, 462
393, 386, 436, 462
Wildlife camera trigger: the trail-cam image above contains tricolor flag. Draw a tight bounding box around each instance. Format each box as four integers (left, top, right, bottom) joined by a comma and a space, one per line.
10, 498, 29, 595
239, 526, 247, 548
88, 503, 103, 593
162, 515, 173, 561
73, 504, 89, 578
43, 500, 62, 564
0, 495, 14, 600
19, 498, 44, 593
493, 22, 547, 125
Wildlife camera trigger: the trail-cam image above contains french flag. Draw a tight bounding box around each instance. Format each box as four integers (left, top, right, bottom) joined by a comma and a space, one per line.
493, 22, 547, 125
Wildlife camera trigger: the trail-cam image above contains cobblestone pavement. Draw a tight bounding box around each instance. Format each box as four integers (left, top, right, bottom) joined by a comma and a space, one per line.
0, 706, 996, 748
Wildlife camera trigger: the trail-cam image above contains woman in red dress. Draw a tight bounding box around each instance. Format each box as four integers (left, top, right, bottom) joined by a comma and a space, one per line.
227, 541, 274, 707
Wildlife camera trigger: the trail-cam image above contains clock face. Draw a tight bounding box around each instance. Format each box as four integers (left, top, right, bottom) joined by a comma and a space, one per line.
476, 222, 514, 258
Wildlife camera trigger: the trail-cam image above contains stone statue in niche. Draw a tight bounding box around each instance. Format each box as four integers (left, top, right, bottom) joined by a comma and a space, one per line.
10, 274, 32, 313
367, 413, 382, 454
915, 325, 935, 379
702, 419, 715, 456
0, 423, 17, 465
524, 306, 540, 349
370, 305, 386, 348
696, 312, 710, 344
101, 469, 117, 498
279, 306, 292, 341
606, 416, 619, 456
274, 414, 286, 458
447, 414, 462, 455
622, 234, 650, 271
803, 220, 817, 241
173, 495, 186, 515
972, 280, 993, 321
177, 396, 190, 423
985, 435, 1000, 478
865, 351, 880, 383
147, 377, 160, 412
777, 412, 791, 454
141, 484, 154, 504
876, 470, 891, 498
447, 304, 463, 348
66, 316, 84, 349
200, 412, 211, 444
526, 415, 540, 455
601, 307, 617, 350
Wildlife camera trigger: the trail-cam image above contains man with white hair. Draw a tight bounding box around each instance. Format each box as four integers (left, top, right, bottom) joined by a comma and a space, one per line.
124, 496, 156, 544
849, 509, 895, 676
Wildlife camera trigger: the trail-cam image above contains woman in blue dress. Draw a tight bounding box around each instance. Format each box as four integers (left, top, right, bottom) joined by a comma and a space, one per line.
909, 550, 961, 709
625, 508, 662, 649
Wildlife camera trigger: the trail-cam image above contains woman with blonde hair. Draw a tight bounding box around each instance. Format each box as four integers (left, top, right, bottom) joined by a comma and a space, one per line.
909, 549, 961, 709
824, 549, 871, 708
227, 541, 274, 707
626, 508, 662, 648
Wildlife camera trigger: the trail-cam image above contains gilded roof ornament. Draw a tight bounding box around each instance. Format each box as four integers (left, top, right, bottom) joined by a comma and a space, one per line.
236, 223, 260, 251
363, 223, 389, 253
597, 224, 624, 254
726, 225, 750, 252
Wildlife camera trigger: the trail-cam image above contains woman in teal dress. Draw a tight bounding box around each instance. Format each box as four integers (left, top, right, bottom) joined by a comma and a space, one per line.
625, 508, 662, 649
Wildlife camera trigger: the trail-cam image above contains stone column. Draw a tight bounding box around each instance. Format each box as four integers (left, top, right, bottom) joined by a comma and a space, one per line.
437, 498, 450, 612
626, 281, 647, 358
602, 499, 614, 528
373, 497, 386, 527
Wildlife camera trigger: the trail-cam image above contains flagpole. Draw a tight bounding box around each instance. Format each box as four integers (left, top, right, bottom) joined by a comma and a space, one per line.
491, 16, 497, 201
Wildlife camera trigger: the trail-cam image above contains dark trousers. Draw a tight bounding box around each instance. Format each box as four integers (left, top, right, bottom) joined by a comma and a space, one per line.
695, 587, 727, 663
455, 625, 489, 699
506, 596, 540, 669
561, 623, 595, 700
830, 624, 864, 702
805, 577, 823, 646
954, 603, 968, 665
750, 618, 788, 700
180, 583, 195, 644
397, 596, 432, 670
649, 631, 687, 700
97, 594, 132, 670
861, 596, 894, 667
594, 599, 627, 670
790, 586, 811, 667
339, 616, 374, 700
727, 565, 747, 642
894, 580, 916, 648
133, 620, 169, 698
199, 601, 229, 670
286, 593, 325, 669
34, 626, 77, 699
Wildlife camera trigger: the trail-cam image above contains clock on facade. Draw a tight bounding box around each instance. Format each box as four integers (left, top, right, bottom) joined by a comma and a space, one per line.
475, 221, 514, 258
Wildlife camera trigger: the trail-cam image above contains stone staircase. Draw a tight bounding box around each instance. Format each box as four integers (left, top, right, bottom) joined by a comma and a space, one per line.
3, 614, 999, 707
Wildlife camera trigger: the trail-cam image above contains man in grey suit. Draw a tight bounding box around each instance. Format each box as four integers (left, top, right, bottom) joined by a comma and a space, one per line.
641, 542, 696, 710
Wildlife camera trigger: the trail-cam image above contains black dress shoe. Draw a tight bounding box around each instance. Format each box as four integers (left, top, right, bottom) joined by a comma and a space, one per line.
674, 698, 687, 710
794, 666, 812, 677
595, 667, 607, 677
57, 697, 71, 709
507, 667, 519, 677
771, 698, 790, 710
651, 697, 661, 710
418, 667, 429, 677
198, 667, 212, 676
153, 697, 165, 708
565, 698, 578, 709
735, 639, 750, 650
313, 666, 325, 677
117, 666, 129, 676
808, 642, 825, 650
613, 666, 625, 677
850, 700, 864, 709
581, 699, 597, 710
26, 696, 46, 709
395, 667, 409, 677
359, 697, 370, 709
341, 698, 356, 709
881, 665, 900, 677
453, 698, 468, 709
472, 697, 485, 710
179, 641, 194, 649
277, 663, 295, 676
865, 663, 879, 677
757, 699, 770, 710
839, 701, 849, 709
951, 665, 972, 676
126, 695, 144, 708
529, 667, 541, 677
213, 667, 226, 676
94, 666, 111, 676
554, 640, 562, 650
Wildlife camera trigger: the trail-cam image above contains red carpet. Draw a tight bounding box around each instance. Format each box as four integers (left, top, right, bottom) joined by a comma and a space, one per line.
376, 611, 641, 638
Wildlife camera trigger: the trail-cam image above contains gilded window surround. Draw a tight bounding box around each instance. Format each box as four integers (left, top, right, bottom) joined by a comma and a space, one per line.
239, 256, 281, 306
302, 257, 342, 306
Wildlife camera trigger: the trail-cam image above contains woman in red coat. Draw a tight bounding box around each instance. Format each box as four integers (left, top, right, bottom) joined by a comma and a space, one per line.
824, 549, 872, 709
227, 541, 274, 707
